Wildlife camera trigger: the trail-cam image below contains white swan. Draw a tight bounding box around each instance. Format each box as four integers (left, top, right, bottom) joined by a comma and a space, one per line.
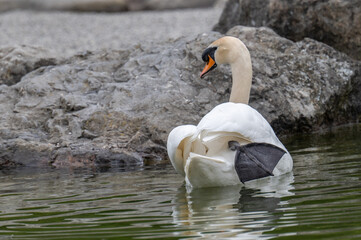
167, 36, 293, 188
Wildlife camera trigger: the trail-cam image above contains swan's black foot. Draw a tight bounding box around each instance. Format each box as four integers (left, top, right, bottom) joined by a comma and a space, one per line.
229, 142, 286, 183
228, 141, 241, 151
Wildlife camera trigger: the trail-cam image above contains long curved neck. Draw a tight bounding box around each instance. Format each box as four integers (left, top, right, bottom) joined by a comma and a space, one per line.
229, 50, 252, 104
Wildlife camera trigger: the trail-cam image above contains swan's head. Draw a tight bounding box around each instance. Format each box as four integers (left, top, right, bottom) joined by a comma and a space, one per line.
200, 36, 249, 78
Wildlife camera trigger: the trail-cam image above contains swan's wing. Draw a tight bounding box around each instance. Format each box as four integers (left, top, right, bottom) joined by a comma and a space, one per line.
197, 102, 286, 150
184, 152, 239, 188
167, 125, 197, 176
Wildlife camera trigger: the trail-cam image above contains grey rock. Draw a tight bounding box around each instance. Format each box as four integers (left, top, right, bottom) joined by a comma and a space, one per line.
214, 0, 361, 60
226, 26, 361, 133
0, 26, 360, 168
0, 45, 57, 85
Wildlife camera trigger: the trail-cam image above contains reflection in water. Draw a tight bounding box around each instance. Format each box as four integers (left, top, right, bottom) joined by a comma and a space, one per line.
266, 125, 361, 239
0, 125, 361, 239
172, 173, 294, 239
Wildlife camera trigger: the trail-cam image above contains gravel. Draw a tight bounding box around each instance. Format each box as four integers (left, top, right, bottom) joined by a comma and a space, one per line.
0, 7, 222, 57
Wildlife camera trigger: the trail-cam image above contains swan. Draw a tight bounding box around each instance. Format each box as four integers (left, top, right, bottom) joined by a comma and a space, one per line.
167, 36, 293, 188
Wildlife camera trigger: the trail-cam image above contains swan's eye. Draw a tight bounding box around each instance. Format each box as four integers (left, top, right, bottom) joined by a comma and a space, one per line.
201, 47, 217, 63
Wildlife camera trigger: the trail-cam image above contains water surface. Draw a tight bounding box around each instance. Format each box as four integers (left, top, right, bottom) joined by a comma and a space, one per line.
1, 125, 361, 239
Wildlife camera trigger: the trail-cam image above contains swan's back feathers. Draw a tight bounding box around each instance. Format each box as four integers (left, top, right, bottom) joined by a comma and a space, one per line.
197, 103, 286, 151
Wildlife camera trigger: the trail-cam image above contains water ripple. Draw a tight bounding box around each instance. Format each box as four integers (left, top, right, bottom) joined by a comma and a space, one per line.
0, 125, 361, 239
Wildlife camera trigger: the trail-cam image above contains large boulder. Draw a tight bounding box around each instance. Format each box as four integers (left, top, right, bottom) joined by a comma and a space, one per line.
228, 26, 361, 133
0, 26, 360, 168
214, 0, 361, 60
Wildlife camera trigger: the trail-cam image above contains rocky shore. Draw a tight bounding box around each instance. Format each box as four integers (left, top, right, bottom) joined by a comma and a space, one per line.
0, 0, 360, 169
214, 0, 361, 61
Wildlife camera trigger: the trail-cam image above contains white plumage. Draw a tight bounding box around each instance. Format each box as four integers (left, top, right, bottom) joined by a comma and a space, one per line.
168, 103, 293, 188
167, 36, 293, 188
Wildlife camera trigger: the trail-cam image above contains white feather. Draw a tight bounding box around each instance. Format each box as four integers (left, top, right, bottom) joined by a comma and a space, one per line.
167, 103, 293, 188
167, 125, 197, 176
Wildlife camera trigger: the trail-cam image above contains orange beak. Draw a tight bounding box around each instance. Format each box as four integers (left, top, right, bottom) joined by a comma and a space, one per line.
200, 55, 216, 78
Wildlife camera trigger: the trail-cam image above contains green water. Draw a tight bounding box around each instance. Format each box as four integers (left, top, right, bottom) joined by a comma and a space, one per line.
1, 125, 361, 239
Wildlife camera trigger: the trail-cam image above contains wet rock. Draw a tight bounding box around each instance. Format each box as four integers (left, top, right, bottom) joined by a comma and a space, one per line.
0, 139, 53, 169
214, 0, 361, 60
0, 26, 360, 168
